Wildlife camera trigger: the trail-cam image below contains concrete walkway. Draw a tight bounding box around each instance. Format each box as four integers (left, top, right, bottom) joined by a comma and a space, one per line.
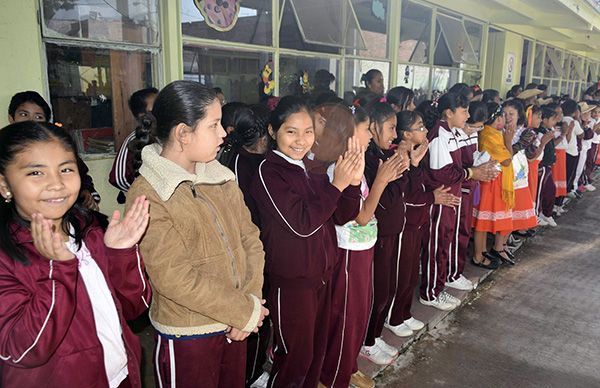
375, 187, 600, 387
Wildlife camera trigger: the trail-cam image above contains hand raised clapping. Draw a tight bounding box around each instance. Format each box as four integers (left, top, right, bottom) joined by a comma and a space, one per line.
332, 137, 366, 191
104, 196, 150, 249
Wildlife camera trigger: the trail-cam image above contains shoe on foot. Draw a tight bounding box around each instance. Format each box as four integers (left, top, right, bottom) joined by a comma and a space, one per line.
585, 184, 596, 191
375, 337, 398, 357
441, 290, 461, 307
360, 343, 394, 365
419, 294, 456, 311
445, 274, 474, 291
350, 371, 375, 388
537, 216, 549, 226
403, 317, 425, 331
250, 371, 270, 388
539, 214, 557, 227
385, 322, 414, 337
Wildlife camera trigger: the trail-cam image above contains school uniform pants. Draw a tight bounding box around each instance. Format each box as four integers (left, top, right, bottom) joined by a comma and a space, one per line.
537, 166, 556, 218
245, 311, 271, 386
585, 144, 598, 183
365, 234, 402, 346
321, 247, 374, 388
575, 147, 589, 187
267, 281, 331, 388
388, 227, 426, 326
154, 332, 246, 388
448, 190, 473, 282
566, 153, 579, 192
420, 204, 457, 301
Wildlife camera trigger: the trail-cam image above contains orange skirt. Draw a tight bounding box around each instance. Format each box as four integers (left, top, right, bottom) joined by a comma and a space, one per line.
511, 187, 537, 231
596, 145, 600, 165
528, 159, 540, 206
472, 172, 513, 234
553, 149, 567, 197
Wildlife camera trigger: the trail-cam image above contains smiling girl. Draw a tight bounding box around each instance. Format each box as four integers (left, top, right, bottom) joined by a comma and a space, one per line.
250, 96, 364, 388
127, 81, 267, 388
0, 121, 151, 388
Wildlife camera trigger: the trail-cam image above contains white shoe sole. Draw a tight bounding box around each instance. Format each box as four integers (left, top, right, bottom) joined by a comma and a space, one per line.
445, 281, 474, 291
419, 298, 456, 311
384, 323, 414, 337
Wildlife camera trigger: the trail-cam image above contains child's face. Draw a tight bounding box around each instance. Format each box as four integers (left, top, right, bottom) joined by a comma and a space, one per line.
581, 111, 591, 122
371, 115, 397, 150
404, 116, 428, 145
554, 107, 563, 123
592, 107, 600, 120
0, 140, 80, 228
9, 102, 46, 123
503, 106, 519, 128
492, 114, 505, 130
531, 112, 542, 129
354, 120, 372, 149
543, 115, 558, 129
273, 111, 314, 160
368, 73, 385, 95
445, 107, 470, 129
187, 99, 226, 163
465, 121, 484, 135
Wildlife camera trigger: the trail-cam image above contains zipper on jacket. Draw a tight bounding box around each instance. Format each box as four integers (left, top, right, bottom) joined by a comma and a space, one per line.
190, 184, 241, 289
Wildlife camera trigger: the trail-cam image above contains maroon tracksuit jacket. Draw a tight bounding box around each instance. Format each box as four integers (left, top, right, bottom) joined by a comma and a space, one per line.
250, 151, 360, 388
421, 120, 468, 301
0, 222, 151, 388
228, 148, 265, 228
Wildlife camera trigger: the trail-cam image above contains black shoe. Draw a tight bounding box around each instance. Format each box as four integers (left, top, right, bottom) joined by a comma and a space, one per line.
487, 248, 515, 266
471, 256, 500, 270
502, 248, 516, 261
513, 229, 536, 238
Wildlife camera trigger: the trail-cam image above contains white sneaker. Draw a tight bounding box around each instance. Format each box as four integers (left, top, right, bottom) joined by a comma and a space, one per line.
537, 216, 549, 226
250, 371, 270, 388
585, 184, 596, 192
403, 317, 425, 331
375, 337, 398, 357
540, 214, 557, 227
441, 291, 461, 307
420, 294, 456, 311
568, 191, 577, 199
445, 274, 474, 291
360, 342, 394, 365
384, 322, 414, 337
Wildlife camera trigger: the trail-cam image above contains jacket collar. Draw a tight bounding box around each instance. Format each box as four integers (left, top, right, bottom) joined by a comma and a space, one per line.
139, 143, 235, 201
266, 150, 308, 173
272, 150, 306, 171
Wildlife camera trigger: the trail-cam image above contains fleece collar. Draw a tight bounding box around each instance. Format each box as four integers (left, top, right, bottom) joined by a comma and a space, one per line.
139, 143, 235, 201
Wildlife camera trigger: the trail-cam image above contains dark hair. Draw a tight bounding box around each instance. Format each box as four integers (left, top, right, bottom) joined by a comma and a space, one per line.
0, 122, 91, 264
314, 93, 344, 106
525, 82, 538, 90
537, 84, 547, 92
507, 84, 522, 99
366, 101, 396, 140
503, 99, 526, 126
132, 81, 218, 175
396, 110, 423, 140
312, 104, 355, 163
482, 89, 500, 103
353, 91, 381, 108
352, 106, 369, 125
448, 83, 472, 98
8, 91, 52, 121
437, 92, 469, 118
415, 100, 439, 130
561, 99, 578, 116
213, 87, 224, 95
525, 104, 543, 128
221, 102, 248, 129
485, 102, 502, 125
270, 95, 312, 133
128, 87, 158, 118
386, 87, 415, 111
360, 69, 382, 88
219, 104, 270, 166
467, 101, 488, 124
541, 105, 558, 121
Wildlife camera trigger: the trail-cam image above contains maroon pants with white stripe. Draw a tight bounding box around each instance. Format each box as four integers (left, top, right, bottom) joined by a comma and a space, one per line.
154, 333, 246, 388
537, 166, 556, 217
388, 227, 425, 326
420, 204, 457, 301
449, 190, 474, 282
566, 153, 579, 192
585, 144, 598, 183
267, 282, 331, 388
320, 247, 374, 388
364, 234, 401, 346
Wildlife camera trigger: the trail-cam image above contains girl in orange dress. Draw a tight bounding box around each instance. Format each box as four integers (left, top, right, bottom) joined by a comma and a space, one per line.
472, 103, 514, 267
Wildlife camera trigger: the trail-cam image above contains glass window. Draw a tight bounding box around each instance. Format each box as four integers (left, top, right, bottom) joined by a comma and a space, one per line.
279, 0, 341, 53
46, 43, 154, 154
397, 64, 430, 104
434, 14, 478, 67
463, 20, 483, 63
346, 0, 389, 59
570, 57, 584, 80
183, 46, 271, 104
533, 43, 544, 77
461, 70, 481, 86
181, 0, 272, 46
562, 53, 571, 79
588, 62, 598, 83
520, 39, 531, 86
431, 67, 459, 93
344, 59, 389, 98
399, 1, 431, 64
42, 0, 159, 45
279, 55, 339, 97
532, 77, 542, 87
544, 47, 563, 78
549, 79, 559, 95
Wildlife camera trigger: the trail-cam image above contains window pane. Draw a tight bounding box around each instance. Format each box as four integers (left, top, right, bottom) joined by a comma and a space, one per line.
344, 59, 390, 98
346, 0, 389, 58
464, 20, 482, 63
42, 0, 159, 45
397, 64, 430, 104
183, 46, 271, 104
549, 79, 559, 96
279, 0, 341, 53
434, 14, 478, 67
461, 70, 481, 86
399, 1, 431, 64
279, 55, 339, 98
431, 67, 459, 93
544, 47, 563, 78
520, 40, 531, 86
46, 43, 154, 154
181, 0, 272, 46
533, 44, 544, 77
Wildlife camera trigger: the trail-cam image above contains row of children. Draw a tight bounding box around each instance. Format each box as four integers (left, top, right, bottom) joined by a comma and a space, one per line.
1, 73, 598, 388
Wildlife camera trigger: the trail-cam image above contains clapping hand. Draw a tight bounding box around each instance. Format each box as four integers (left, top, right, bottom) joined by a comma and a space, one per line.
31, 213, 75, 261
410, 139, 429, 167
104, 196, 150, 249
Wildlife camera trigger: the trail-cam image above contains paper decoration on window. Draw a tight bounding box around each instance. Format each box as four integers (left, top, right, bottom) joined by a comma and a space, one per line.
372, 0, 386, 21
300, 70, 310, 94
194, 0, 241, 32
261, 62, 275, 96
